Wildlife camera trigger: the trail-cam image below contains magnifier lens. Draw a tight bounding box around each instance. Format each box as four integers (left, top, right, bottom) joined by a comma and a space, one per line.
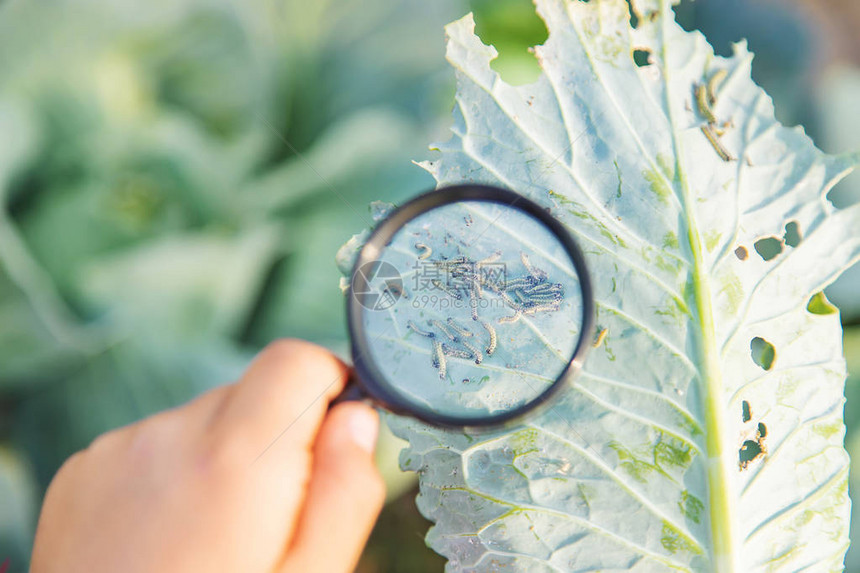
352, 199, 585, 422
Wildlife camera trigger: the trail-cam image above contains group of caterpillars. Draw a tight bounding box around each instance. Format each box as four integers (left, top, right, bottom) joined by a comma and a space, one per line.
424, 250, 566, 324
407, 247, 566, 378
492, 253, 565, 324
694, 69, 734, 162
407, 317, 496, 379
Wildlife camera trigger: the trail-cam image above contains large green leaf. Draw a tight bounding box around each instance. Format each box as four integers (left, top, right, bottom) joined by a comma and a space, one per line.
345, 1, 860, 570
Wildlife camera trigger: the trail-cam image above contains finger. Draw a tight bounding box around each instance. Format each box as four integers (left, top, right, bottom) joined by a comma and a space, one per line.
212, 339, 349, 456
279, 403, 385, 573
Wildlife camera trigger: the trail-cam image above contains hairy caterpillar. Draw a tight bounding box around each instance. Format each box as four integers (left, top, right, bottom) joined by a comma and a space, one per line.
431, 319, 459, 342
478, 251, 501, 265
481, 320, 497, 355
509, 289, 528, 305
431, 339, 446, 378
524, 282, 563, 294
459, 272, 483, 299
469, 285, 480, 321
431, 279, 463, 300
504, 276, 538, 291
446, 317, 474, 338
460, 340, 483, 364
498, 310, 522, 324
525, 292, 563, 303
523, 302, 561, 315
442, 344, 473, 360
407, 320, 435, 338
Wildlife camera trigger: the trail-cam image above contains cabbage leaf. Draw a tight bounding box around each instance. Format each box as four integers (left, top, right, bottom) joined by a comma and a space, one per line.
342, 0, 860, 570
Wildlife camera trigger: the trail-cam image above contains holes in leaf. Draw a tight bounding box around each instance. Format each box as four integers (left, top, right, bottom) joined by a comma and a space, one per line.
828, 166, 860, 208
734, 246, 748, 261
739, 400, 767, 470
807, 291, 838, 315
783, 220, 802, 248
750, 337, 775, 371
627, 1, 640, 28
470, 0, 548, 85
753, 236, 784, 261
738, 440, 763, 470
632, 49, 651, 67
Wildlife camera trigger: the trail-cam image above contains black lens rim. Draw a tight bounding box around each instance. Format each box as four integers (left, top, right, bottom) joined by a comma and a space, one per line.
346, 184, 594, 429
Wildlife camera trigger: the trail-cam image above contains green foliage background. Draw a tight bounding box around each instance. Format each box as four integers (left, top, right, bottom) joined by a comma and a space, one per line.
0, 0, 857, 571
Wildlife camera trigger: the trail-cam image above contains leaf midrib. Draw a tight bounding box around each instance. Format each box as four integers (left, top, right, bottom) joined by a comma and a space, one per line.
656, 0, 737, 570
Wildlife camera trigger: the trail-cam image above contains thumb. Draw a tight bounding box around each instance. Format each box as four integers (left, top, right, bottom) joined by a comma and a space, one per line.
280, 403, 385, 573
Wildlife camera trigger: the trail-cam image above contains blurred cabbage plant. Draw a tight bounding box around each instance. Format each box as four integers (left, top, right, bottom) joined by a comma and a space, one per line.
0, 0, 467, 567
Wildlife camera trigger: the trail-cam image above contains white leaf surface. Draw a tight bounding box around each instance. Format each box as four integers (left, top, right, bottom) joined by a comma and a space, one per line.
347, 1, 860, 571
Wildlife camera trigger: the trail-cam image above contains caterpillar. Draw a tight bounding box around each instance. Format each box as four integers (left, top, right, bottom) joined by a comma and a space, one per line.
431, 319, 459, 342
499, 291, 524, 312
525, 292, 563, 304
523, 302, 561, 315
707, 69, 728, 105
520, 252, 548, 282
498, 310, 522, 324
504, 276, 538, 291
442, 344, 473, 360
481, 320, 497, 355
460, 340, 483, 364
592, 328, 608, 348
460, 272, 483, 298
471, 276, 484, 301
431, 339, 446, 378
695, 83, 717, 124
407, 320, 435, 338
524, 282, 563, 294
509, 289, 528, 305
478, 251, 501, 265
415, 243, 432, 260
446, 317, 474, 338
700, 123, 733, 162
431, 279, 463, 300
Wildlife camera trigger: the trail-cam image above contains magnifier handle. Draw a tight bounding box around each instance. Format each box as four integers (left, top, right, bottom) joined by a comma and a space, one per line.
329, 372, 370, 408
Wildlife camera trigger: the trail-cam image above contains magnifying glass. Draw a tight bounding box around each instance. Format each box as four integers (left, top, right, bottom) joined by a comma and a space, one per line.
339, 184, 594, 429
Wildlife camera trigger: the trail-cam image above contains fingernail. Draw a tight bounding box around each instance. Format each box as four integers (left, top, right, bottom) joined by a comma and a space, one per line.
347, 407, 379, 454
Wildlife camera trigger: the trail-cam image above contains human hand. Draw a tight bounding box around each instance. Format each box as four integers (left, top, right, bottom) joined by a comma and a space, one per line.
30, 339, 385, 573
